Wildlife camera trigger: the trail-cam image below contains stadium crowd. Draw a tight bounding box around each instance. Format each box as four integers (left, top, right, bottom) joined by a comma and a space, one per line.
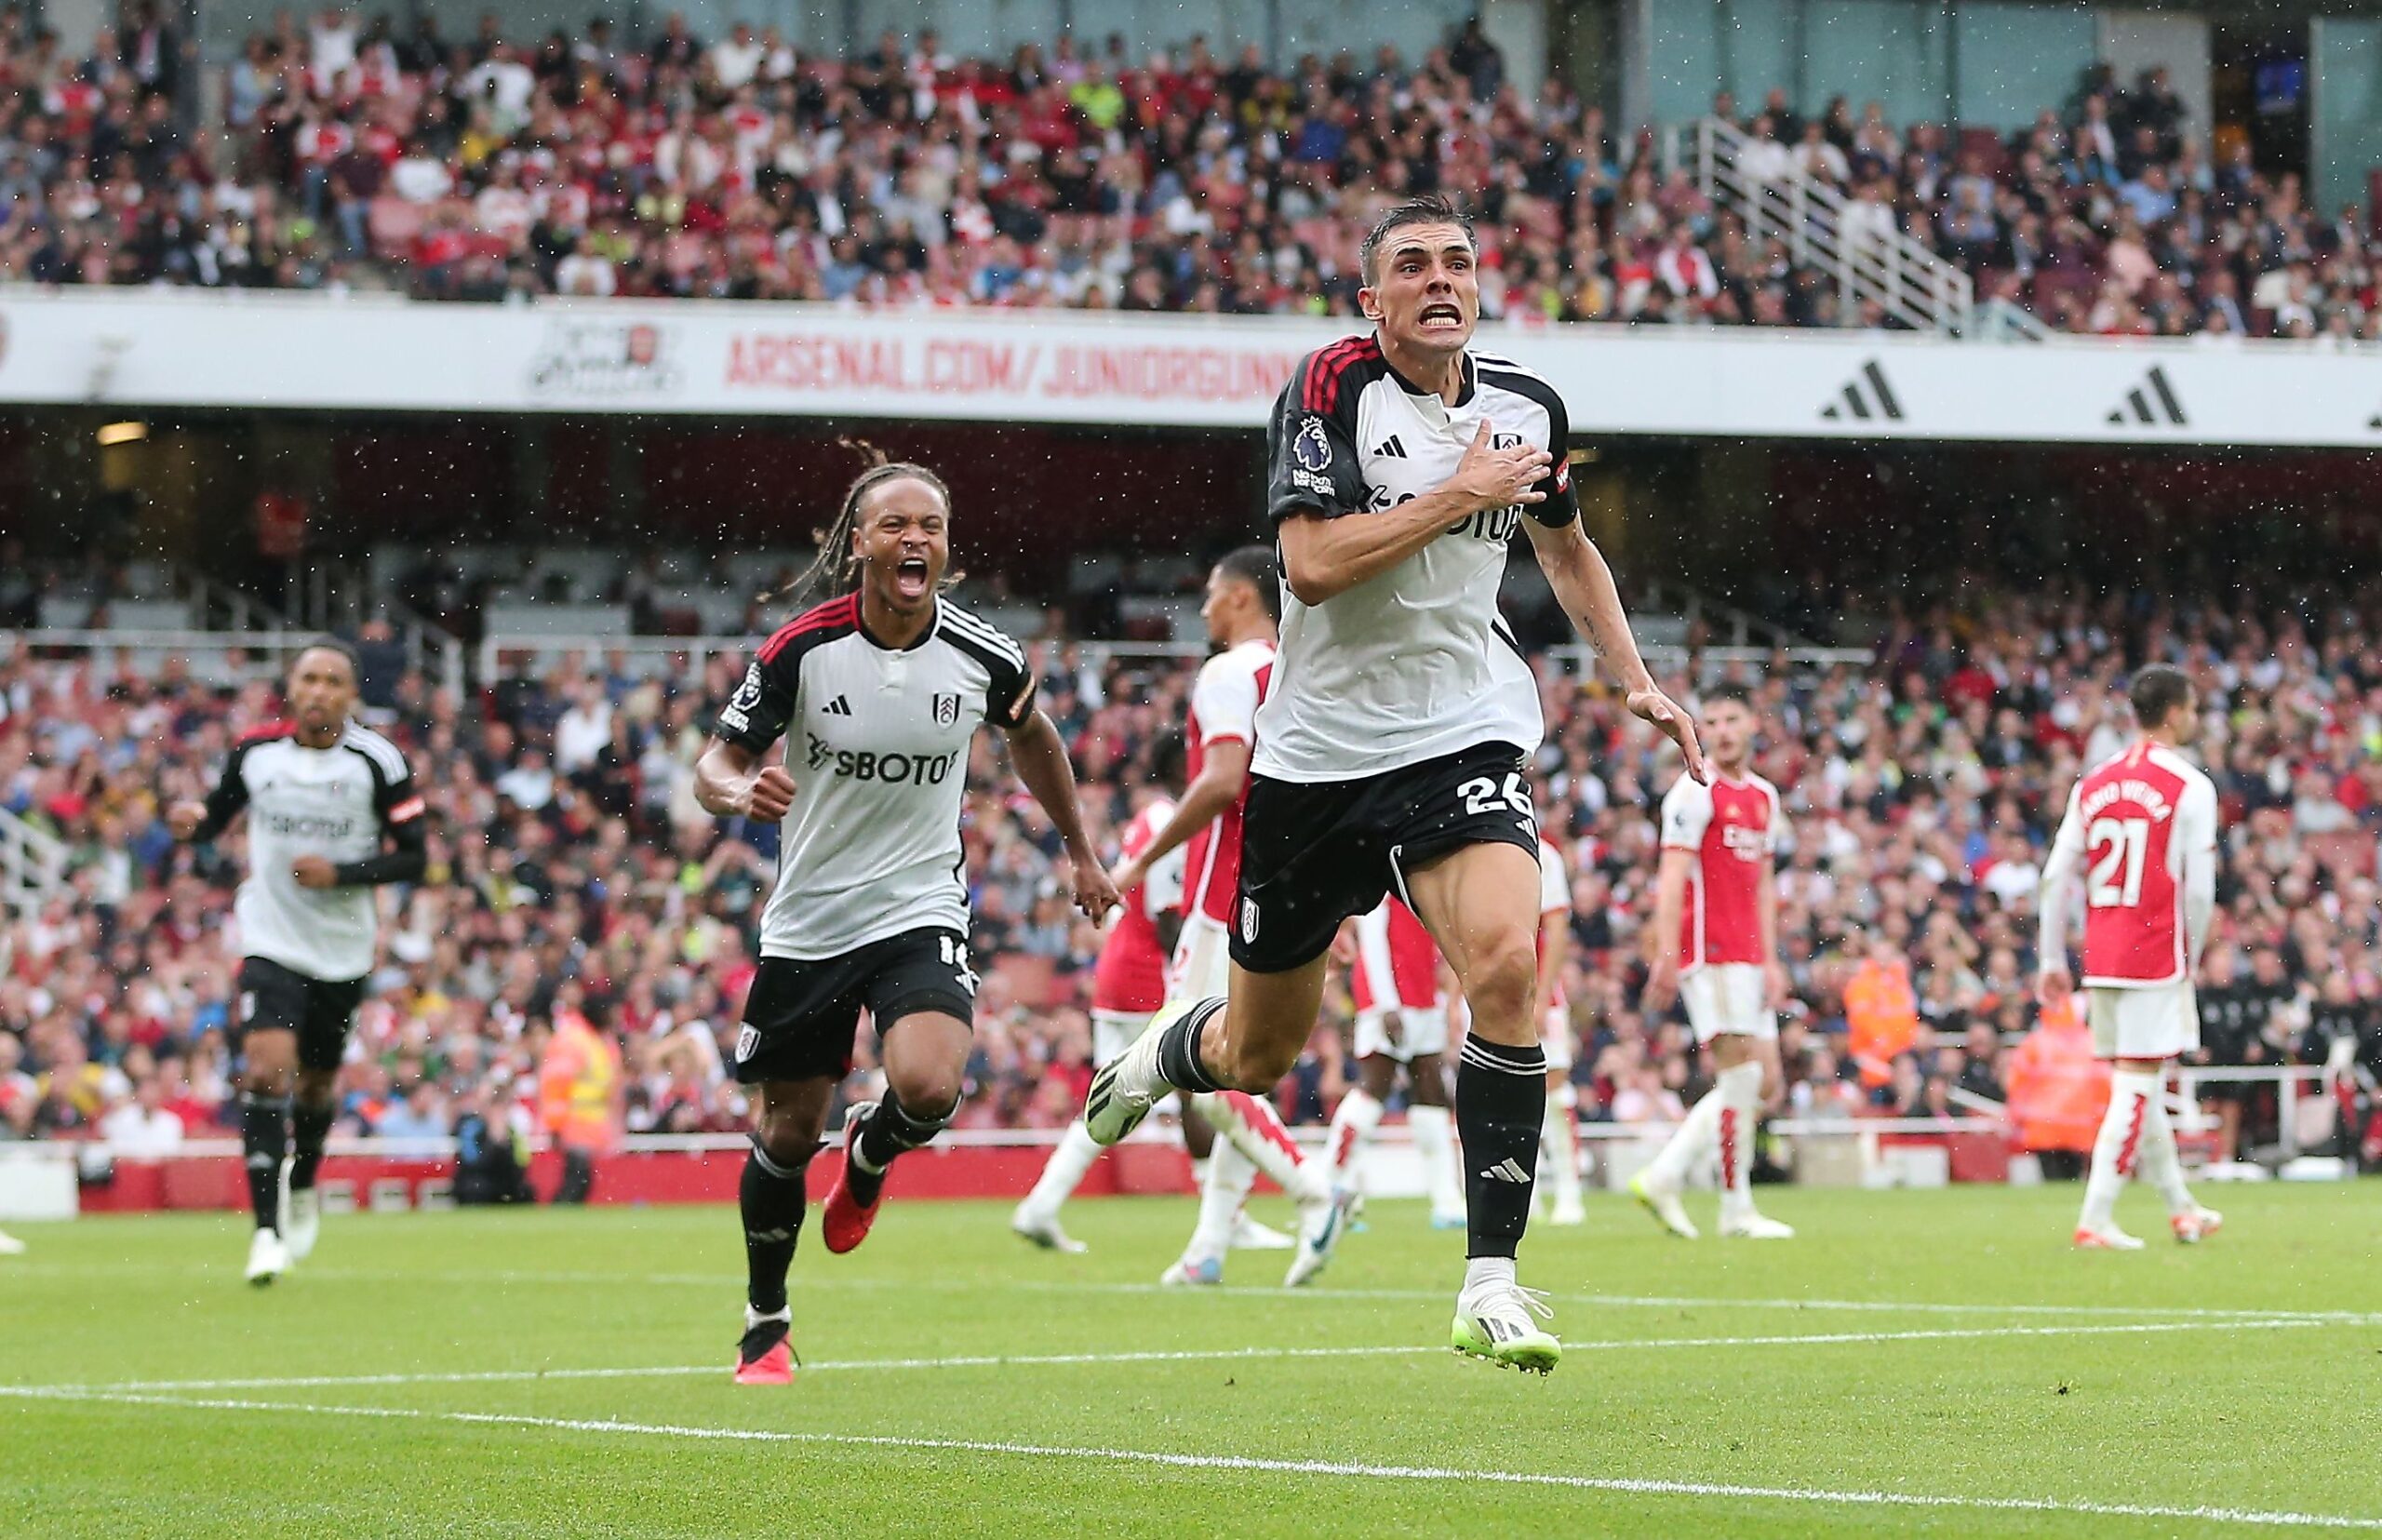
0, 5, 2372, 338
2, 578, 2376, 1177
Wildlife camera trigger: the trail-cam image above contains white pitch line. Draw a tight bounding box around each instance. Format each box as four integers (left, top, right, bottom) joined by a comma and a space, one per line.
24, 1259, 2376, 1324
7, 1385, 2376, 1533
323, 1272, 2382, 1324
0, 1316, 2333, 1398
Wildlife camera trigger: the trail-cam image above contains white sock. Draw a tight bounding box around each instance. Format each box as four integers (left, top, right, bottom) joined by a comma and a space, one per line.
1193, 1089, 1325, 1205
1411, 1104, 1464, 1221
744, 1304, 791, 1330
1326, 1087, 1384, 1190
1021, 1121, 1103, 1218
1714, 1061, 1764, 1224
1541, 1086, 1584, 1208
1644, 1078, 1726, 1188
2082, 1070, 2160, 1231
2135, 1085, 2197, 1217
1187, 1139, 1257, 1262
1461, 1254, 1515, 1297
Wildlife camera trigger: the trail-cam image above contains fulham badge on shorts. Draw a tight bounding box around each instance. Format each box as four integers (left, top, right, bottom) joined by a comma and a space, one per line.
932, 691, 961, 728
734, 1024, 760, 1063
1239, 897, 1261, 944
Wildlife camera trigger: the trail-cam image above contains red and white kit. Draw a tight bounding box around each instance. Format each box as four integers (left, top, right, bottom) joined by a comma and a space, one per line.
1659, 770, 1783, 1042
2039, 743, 2218, 1059
1090, 799, 1185, 1064
1350, 897, 1447, 1062
1171, 636, 1274, 1000
1536, 836, 1573, 1070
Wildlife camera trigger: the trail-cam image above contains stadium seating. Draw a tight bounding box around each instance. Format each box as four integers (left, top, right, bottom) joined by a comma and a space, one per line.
3, 583, 2374, 1171
1, 12, 2367, 338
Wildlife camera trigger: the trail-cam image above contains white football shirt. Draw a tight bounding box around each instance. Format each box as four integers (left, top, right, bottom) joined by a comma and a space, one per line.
202, 722, 422, 982
1255, 335, 1576, 783
715, 592, 1035, 960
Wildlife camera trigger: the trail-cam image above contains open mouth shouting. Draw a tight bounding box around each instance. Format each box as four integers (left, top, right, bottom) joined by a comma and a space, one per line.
893, 555, 933, 600
1417, 299, 1466, 335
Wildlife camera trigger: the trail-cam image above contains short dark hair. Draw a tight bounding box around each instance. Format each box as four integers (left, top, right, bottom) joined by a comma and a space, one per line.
289, 636, 359, 684
1703, 681, 1756, 710
1359, 194, 1475, 287
2128, 664, 2194, 730
1212, 544, 1280, 622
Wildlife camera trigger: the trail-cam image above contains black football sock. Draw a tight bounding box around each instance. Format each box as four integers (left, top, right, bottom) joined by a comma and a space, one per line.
241, 1093, 292, 1232
288, 1096, 336, 1192
1456, 1036, 1547, 1261
742, 1139, 807, 1316
1155, 998, 1226, 1093
849, 1092, 954, 1208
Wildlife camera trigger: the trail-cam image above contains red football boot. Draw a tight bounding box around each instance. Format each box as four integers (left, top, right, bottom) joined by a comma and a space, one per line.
733, 1317, 795, 1386
822, 1102, 886, 1255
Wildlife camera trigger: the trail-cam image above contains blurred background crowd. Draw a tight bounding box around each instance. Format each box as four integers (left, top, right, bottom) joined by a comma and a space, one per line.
3, 571, 2377, 1177
1, 5, 2376, 337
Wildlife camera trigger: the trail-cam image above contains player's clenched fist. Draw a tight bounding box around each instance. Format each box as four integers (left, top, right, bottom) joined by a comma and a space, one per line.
743, 765, 797, 822
1451, 419, 1551, 512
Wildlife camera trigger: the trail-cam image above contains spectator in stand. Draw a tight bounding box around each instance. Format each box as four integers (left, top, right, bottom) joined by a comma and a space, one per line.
99, 1074, 183, 1158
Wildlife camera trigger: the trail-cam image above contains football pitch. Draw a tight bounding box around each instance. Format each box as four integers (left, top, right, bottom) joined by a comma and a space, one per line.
5, 1183, 2378, 1538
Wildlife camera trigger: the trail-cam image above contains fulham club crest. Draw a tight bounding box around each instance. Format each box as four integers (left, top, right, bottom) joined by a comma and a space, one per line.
932, 692, 962, 728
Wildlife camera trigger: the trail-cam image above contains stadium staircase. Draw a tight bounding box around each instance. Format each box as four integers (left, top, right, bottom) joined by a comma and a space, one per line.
1671, 115, 2046, 341
0, 805, 67, 915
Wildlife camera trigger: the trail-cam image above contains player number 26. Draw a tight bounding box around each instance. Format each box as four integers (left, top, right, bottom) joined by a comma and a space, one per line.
1456, 772, 1532, 820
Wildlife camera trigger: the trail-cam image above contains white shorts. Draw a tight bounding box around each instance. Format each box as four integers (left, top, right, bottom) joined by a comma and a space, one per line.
1352, 1006, 1451, 1064
1168, 915, 1232, 1002
1541, 1007, 1573, 1072
2088, 983, 2200, 1060
1092, 1008, 1153, 1067
1679, 964, 1776, 1044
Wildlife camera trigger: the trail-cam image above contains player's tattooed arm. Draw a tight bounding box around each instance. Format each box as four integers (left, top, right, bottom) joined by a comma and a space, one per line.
1001, 710, 1120, 921
1525, 517, 1707, 783
693, 739, 797, 823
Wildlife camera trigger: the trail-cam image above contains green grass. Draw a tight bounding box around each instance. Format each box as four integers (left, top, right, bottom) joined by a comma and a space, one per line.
4, 1182, 2379, 1537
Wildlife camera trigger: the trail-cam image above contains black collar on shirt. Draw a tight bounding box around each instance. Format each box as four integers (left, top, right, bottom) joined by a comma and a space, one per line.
1380, 340, 1475, 408
856, 596, 939, 652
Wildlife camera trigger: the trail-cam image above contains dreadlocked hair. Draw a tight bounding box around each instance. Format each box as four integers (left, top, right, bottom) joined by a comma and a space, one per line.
771, 438, 957, 605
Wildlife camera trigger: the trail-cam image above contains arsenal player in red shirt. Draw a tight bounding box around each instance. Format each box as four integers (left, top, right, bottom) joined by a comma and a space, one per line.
2038, 664, 2224, 1249
1630, 684, 1795, 1240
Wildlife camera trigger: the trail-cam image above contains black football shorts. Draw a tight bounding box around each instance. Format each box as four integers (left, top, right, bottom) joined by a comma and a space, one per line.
731, 928, 979, 1085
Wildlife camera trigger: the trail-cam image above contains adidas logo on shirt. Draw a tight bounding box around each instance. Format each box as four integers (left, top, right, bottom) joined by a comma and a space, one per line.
1479, 1157, 1531, 1184
822, 695, 852, 716
1372, 435, 1408, 459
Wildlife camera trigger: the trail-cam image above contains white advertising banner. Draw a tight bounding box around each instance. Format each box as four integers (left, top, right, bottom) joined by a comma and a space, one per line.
4, 288, 2381, 448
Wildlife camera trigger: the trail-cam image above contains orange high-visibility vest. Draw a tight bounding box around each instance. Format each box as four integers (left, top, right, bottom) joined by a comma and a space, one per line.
538, 1013, 622, 1156
2003, 1003, 2110, 1154
1844, 959, 1919, 1086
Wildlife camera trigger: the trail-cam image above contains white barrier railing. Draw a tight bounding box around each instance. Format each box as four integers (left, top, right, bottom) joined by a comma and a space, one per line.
2174, 1065, 2335, 1159
1679, 115, 1976, 336
0, 803, 67, 915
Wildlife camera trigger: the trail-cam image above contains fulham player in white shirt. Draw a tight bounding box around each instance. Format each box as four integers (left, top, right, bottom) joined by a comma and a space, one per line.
2038, 664, 2224, 1249
696, 447, 1117, 1384
1084, 195, 1702, 1371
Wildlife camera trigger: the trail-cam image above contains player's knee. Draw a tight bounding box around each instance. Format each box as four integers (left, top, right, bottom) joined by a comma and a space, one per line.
1218, 1034, 1298, 1090
887, 1067, 961, 1121
243, 1064, 295, 1098
1461, 929, 1539, 1032
752, 1109, 819, 1170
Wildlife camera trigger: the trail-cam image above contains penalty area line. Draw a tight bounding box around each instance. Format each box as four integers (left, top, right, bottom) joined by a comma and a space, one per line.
0, 1316, 2333, 1397
4, 1385, 2376, 1533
